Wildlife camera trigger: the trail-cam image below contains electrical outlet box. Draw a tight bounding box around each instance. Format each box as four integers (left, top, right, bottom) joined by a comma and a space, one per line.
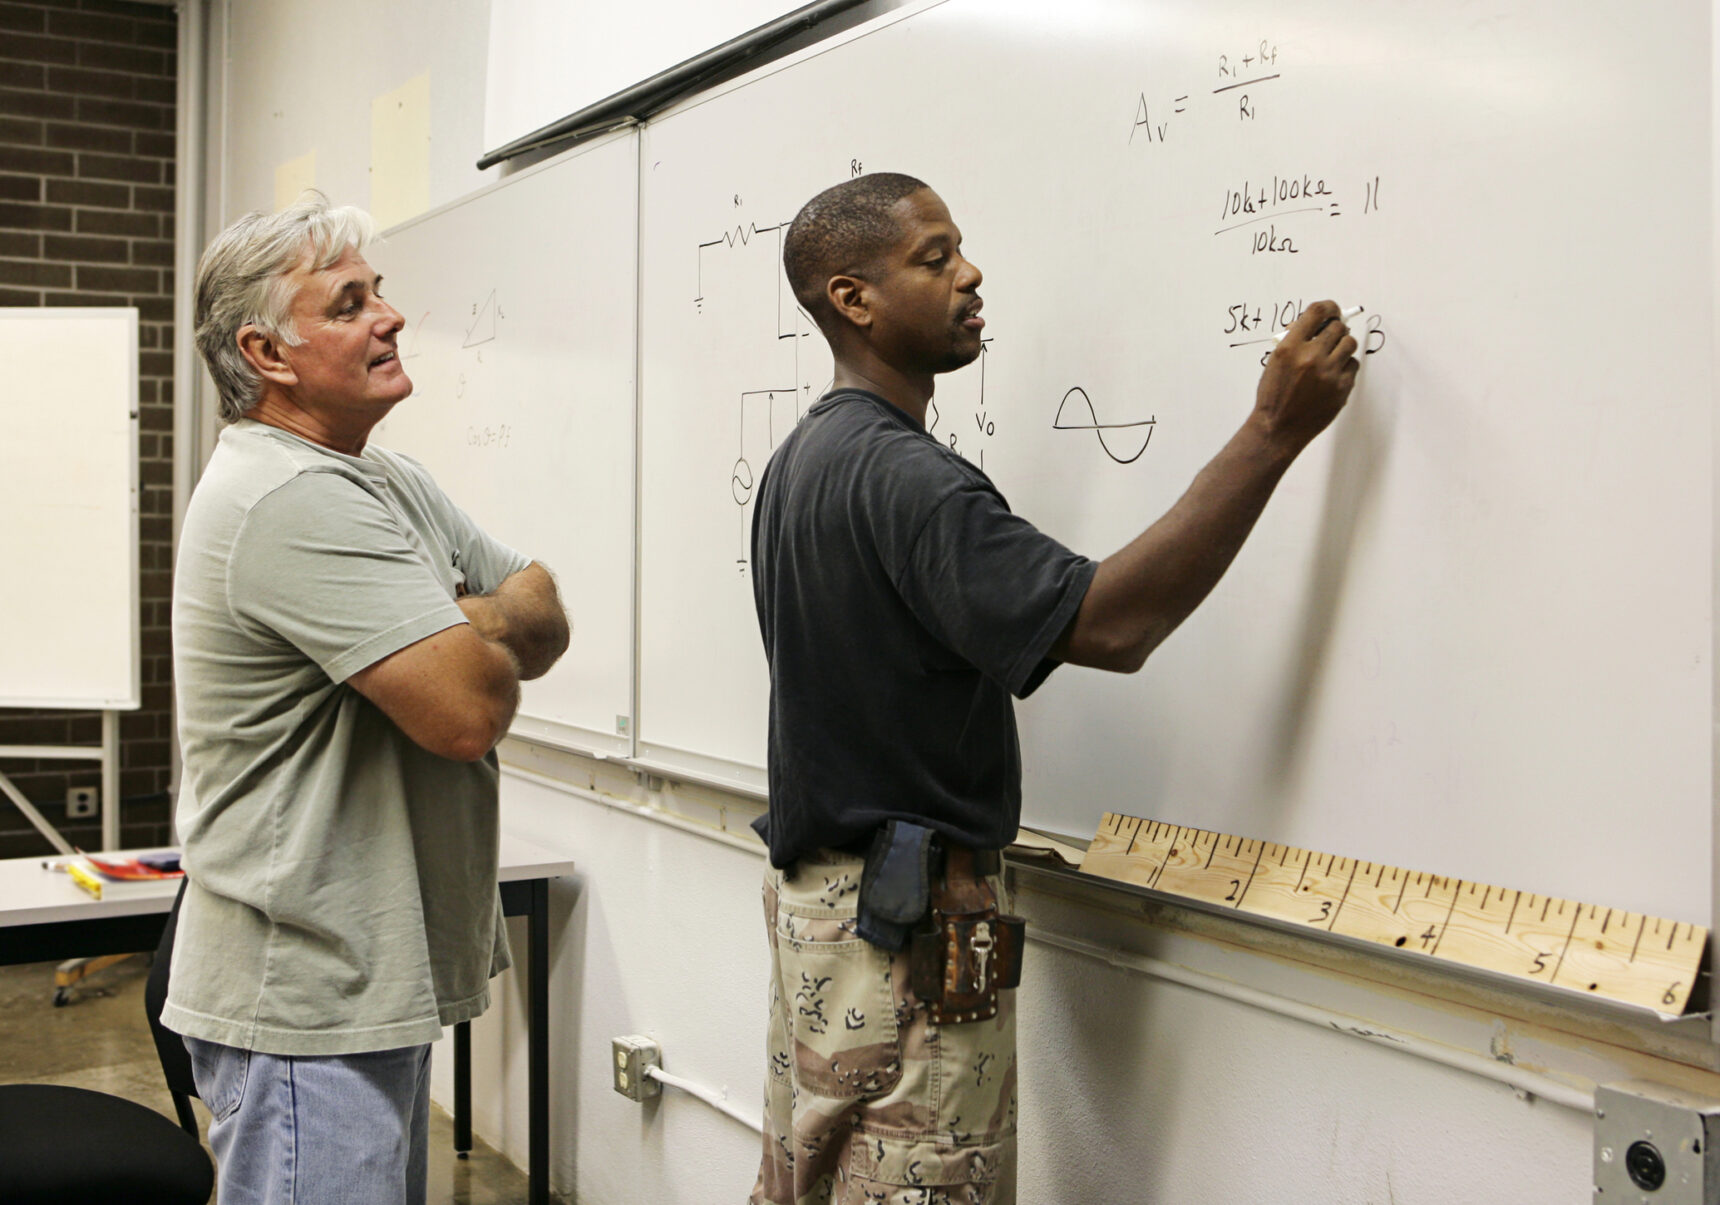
1595, 1080, 1720, 1203
611, 1035, 661, 1102
65, 787, 98, 819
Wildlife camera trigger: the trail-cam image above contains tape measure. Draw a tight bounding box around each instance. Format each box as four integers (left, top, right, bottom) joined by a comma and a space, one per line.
1080, 812, 1706, 1016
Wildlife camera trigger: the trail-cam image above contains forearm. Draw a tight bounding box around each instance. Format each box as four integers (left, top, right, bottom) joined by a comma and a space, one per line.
1059, 417, 1298, 671
458, 561, 570, 681
1055, 300, 1358, 673
348, 623, 522, 762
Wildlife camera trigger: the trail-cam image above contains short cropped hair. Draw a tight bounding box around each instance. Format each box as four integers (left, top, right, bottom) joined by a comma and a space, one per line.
783, 172, 927, 330
194, 192, 378, 424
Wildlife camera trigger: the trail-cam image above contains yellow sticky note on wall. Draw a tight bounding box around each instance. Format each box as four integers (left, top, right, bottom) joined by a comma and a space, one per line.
371, 72, 432, 230
274, 150, 316, 212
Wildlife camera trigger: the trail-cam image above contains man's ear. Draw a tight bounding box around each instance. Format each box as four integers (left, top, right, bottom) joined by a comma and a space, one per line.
826, 274, 872, 331
236, 324, 297, 389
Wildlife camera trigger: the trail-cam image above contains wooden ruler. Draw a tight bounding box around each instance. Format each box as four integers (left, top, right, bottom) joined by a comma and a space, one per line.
1079, 812, 1708, 1016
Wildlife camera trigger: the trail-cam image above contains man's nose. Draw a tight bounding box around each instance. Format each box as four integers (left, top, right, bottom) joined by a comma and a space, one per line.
959, 256, 983, 290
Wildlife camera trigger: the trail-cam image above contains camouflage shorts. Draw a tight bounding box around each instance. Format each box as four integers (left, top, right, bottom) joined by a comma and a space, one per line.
750, 850, 1018, 1205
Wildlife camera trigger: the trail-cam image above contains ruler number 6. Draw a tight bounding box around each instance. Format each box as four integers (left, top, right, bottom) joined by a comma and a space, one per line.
1663, 982, 1682, 1007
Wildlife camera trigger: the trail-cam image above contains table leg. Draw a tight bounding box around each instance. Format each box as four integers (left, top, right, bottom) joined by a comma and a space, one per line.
454, 1020, 472, 1156
529, 877, 549, 1205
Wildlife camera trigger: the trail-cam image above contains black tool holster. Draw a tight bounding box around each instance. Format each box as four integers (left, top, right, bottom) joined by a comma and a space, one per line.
857, 820, 1025, 1024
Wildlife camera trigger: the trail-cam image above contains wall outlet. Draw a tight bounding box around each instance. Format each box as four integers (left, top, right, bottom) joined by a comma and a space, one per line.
65, 787, 98, 819
611, 1035, 661, 1101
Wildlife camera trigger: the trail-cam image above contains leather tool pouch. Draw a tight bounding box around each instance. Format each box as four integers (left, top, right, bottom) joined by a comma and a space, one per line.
908, 881, 1026, 1024
855, 819, 935, 952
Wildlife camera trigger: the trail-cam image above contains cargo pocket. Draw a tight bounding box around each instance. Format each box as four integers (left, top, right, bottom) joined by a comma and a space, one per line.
775, 908, 901, 1100
845, 1131, 1010, 1203
183, 1035, 251, 1124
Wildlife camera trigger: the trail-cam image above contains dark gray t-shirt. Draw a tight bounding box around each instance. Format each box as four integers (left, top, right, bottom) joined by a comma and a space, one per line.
751, 390, 1095, 867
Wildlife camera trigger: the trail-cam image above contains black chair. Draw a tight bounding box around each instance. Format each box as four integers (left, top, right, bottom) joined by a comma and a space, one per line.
0, 878, 213, 1204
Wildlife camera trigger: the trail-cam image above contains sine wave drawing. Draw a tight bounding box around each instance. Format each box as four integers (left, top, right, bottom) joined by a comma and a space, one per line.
1053, 386, 1156, 464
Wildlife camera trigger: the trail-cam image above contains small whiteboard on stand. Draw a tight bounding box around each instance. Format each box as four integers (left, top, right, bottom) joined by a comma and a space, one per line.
0, 308, 139, 711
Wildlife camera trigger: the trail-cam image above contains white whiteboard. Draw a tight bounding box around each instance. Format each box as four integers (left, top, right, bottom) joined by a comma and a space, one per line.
370, 131, 638, 757
637, 0, 1715, 923
0, 309, 139, 710
485, 0, 807, 151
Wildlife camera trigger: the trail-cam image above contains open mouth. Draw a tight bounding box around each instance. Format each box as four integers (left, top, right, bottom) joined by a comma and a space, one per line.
960, 301, 985, 330
370, 350, 398, 368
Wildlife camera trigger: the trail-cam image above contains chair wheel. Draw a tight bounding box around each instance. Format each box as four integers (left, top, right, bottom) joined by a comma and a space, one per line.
52, 988, 70, 1007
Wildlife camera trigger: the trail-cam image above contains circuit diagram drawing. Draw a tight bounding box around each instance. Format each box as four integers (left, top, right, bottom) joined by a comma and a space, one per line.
693, 217, 825, 572
925, 338, 998, 473
463, 290, 501, 348
1053, 386, 1156, 465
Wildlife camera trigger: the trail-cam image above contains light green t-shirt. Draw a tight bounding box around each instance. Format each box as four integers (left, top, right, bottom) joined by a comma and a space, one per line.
164, 419, 530, 1056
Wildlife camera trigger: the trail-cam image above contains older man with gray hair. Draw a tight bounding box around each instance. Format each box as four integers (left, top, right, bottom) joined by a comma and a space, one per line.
166, 192, 568, 1205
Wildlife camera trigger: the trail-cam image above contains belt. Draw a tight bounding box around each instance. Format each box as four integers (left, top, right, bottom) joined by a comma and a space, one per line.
936, 844, 1002, 881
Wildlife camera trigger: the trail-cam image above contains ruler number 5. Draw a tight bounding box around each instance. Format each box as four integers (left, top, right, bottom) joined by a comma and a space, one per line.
1528, 950, 1549, 975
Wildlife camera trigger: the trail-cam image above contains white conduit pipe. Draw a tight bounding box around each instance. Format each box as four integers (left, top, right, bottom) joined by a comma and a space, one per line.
1028, 928, 1596, 1114
646, 1066, 764, 1134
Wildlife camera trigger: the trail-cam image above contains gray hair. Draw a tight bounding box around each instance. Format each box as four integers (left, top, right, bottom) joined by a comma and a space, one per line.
194, 191, 378, 424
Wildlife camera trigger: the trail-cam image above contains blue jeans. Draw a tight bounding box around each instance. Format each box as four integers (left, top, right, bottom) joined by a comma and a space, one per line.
183, 1036, 432, 1205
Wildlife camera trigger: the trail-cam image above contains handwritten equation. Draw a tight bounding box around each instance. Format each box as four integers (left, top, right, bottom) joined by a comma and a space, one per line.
1132, 39, 1281, 144
1223, 298, 1389, 366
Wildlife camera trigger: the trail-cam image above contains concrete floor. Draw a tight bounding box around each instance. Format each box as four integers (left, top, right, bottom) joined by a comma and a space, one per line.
0, 956, 535, 1204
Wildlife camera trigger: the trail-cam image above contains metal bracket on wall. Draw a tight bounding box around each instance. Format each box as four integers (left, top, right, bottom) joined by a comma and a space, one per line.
1594, 1080, 1720, 1202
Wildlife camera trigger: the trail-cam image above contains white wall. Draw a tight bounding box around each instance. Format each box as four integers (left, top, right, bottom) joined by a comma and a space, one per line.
199, 4, 1720, 1202
205, 0, 497, 224
469, 748, 1720, 1204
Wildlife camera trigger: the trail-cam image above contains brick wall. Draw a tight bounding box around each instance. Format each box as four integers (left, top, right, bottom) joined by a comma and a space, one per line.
0, 0, 177, 855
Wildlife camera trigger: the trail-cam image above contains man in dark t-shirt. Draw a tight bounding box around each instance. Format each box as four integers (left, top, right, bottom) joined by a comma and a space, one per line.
748, 173, 1358, 1205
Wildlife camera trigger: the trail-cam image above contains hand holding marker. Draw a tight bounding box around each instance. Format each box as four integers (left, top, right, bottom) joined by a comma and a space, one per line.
1275, 305, 1364, 343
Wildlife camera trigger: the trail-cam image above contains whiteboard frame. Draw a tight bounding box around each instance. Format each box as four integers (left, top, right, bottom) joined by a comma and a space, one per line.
1710, 1, 1719, 1050
0, 307, 140, 711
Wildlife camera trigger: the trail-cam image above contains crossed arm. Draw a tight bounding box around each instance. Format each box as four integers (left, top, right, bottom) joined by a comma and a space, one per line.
347, 562, 570, 762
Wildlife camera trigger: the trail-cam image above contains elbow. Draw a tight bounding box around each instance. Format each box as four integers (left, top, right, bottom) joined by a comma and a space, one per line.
438, 720, 504, 763
1097, 627, 1163, 675
1112, 646, 1150, 675
531, 620, 572, 681
435, 676, 519, 762
1107, 640, 1153, 675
